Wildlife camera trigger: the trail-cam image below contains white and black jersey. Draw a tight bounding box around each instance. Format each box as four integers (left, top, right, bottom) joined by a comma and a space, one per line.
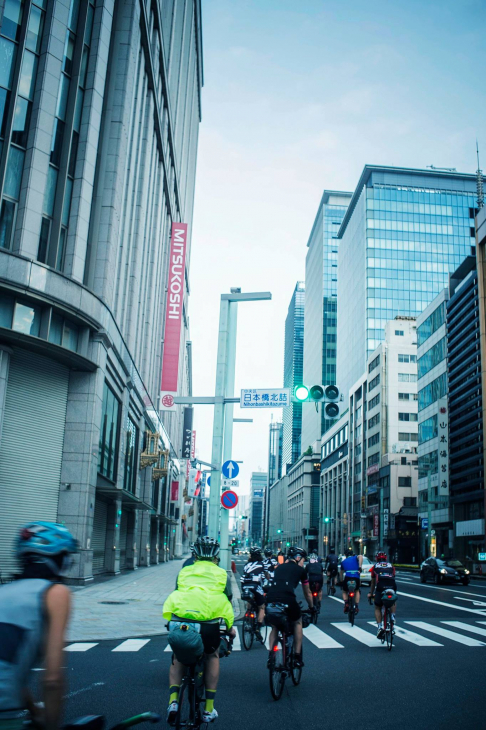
241, 560, 265, 587
263, 557, 278, 577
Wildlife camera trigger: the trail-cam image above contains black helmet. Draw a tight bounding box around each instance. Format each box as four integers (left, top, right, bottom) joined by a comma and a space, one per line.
264, 548, 273, 557
330, 546, 336, 553
249, 546, 262, 559
345, 547, 353, 557
193, 537, 220, 560
287, 546, 307, 560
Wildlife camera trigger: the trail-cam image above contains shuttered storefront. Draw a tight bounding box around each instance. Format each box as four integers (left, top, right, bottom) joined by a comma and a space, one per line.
119, 509, 129, 569
92, 498, 108, 574
0, 348, 69, 579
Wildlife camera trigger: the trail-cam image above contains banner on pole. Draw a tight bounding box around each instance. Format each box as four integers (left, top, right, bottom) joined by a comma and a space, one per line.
181, 407, 193, 459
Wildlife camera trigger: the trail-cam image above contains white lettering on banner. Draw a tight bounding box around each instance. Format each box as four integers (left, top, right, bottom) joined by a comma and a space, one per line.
438, 398, 449, 495
160, 223, 188, 397
240, 388, 290, 408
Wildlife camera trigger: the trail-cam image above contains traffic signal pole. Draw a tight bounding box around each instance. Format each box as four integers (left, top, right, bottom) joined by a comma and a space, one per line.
220, 301, 237, 570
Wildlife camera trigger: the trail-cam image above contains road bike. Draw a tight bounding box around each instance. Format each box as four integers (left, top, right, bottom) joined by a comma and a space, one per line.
346, 579, 358, 626
310, 581, 321, 624
241, 588, 268, 650
369, 591, 397, 652
326, 573, 336, 596
266, 603, 311, 701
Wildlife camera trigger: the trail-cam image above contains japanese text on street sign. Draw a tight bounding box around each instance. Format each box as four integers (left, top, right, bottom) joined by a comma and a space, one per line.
421, 518, 429, 529
240, 388, 290, 408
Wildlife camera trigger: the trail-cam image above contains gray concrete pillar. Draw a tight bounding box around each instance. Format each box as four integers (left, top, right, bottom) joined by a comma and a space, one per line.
0, 345, 12, 447
104, 498, 122, 575
150, 517, 159, 564
126, 510, 138, 570
138, 511, 151, 567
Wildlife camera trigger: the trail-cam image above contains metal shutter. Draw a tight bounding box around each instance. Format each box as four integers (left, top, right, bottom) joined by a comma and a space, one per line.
92, 498, 108, 573
0, 348, 68, 579
119, 510, 128, 569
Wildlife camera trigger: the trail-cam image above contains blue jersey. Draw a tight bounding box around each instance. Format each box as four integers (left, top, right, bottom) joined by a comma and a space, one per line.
341, 556, 360, 577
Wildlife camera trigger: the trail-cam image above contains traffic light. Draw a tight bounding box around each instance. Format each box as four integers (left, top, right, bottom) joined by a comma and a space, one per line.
276, 528, 282, 534
293, 384, 341, 419
324, 517, 330, 523
286, 542, 290, 546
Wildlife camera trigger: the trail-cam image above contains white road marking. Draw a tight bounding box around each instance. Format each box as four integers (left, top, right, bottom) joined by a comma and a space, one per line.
64, 682, 105, 699
232, 629, 241, 651
303, 624, 343, 648
331, 623, 382, 647
398, 582, 486, 600
64, 643, 98, 652
328, 595, 344, 604
32, 668, 45, 671
366, 622, 443, 646
442, 621, 486, 638
164, 643, 172, 652
405, 621, 486, 646
453, 597, 486, 607
398, 591, 486, 616
112, 639, 150, 652
264, 632, 271, 650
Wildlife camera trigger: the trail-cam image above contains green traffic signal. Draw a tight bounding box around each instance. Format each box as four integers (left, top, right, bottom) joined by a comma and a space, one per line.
324, 517, 330, 523
294, 384, 309, 402
277, 528, 282, 534
286, 542, 290, 546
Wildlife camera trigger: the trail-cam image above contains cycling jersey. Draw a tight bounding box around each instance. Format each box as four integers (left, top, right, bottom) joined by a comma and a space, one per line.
371, 562, 397, 592
306, 558, 324, 578
241, 560, 265, 586
163, 560, 234, 629
263, 557, 278, 576
266, 561, 309, 600
325, 553, 339, 569
340, 555, 361, 578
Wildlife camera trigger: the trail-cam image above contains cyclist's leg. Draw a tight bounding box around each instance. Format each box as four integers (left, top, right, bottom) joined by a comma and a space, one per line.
167, 655, 185, 721
293, 617, 303, 654
200, 625, 221, 720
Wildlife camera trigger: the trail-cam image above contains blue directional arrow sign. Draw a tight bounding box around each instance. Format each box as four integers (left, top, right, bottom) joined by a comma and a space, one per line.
222, 460, 239, 479
207, 476, 211, 487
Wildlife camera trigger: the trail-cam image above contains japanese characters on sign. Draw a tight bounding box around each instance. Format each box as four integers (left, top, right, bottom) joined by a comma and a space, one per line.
240, 388, 290, 408
373, 510, 379, 538
181, 407, 193, 459
383, 508, 389, 537
437, 398, 449, 494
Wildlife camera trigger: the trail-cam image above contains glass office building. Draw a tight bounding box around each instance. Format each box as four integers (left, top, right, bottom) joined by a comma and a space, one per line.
302, 191, 351, 449
337, 166, 478, 402
282, 281, 305, 470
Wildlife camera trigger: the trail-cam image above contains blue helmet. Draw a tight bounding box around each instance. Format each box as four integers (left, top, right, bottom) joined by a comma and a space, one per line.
16, 522, 77, 574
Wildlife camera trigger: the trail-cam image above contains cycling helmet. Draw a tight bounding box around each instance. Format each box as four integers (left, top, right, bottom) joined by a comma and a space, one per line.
376, 551, 387, 562
330, 546, 336, 553
264, 548, 273, 558
309, 552, 318, 560
249, 546, 262, 559
193, 537, 220, 560
345, 547, 354, 557
287, 546, 307, 560
16, 522, 78, 576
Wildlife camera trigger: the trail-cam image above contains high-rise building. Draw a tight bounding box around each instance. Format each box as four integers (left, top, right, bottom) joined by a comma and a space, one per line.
250, 471, 267, 545
268, 420, 283, 487
337, 166, 478, 403
282, 282, 305, 470
0, 0, 203, 581
302, 191, 351, 450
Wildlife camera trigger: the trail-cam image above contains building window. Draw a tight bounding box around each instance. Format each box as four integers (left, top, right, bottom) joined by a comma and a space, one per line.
355, 424, 362, 440
399, 412, 418, 422
369, 393, 380, 410
123, 416, 139, 494
368, 432, 380, 448
354, 462, 361, 476
368, 354, 380, 373
417, 337, 447, 379
47, 312, 79, 351
399, 432, 418, 441
417, 302, 446, 346
369, 374, 380, 391
418, 373, 447, 411
398, 354, 417, 363
398, 477, 412, 487
368, 453, 379, 467
368, 413, 380, 429
98, 382, 120, 481
419, 415, 438, 443
395, 330, 404, 336
355, 405, 362, 420
403, 496, 417, 507
12, 300, 41, 336
399, 392, 418, 401
355, 444, 361, 458
398, 373, 418, 383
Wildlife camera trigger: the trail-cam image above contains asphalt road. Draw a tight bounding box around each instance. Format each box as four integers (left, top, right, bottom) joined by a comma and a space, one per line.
31, 559, 486, 730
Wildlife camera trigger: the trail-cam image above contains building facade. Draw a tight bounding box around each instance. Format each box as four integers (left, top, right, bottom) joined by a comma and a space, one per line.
337, 166, 478, 403
267, 474, 288, 551
417, 288, 450, 558
447, 256, 484, 563
282, 281, 305, 471
0, 0, 203, 581
268, 420, 283, 487
320, 415, 348, 554
301, 190, 351, 450
286, 448, 321, 552
249, 472, 267, 545
347, 319, 419, 562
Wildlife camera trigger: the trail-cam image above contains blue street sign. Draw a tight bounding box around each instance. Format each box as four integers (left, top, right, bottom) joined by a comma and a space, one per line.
222, 460, 239, 479
479, 553, 486, 561
421, 518, 429, 529
207, 476, 211, 487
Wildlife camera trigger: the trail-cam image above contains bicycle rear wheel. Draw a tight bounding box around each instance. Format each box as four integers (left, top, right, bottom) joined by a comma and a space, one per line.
348, 601, 355, 626
175, 678, 193, 730
386, 612, 393, 651
242, 612, 254, 650
327, 579, 332, 596
269, 637, 286, 701
290, 646, 303, 686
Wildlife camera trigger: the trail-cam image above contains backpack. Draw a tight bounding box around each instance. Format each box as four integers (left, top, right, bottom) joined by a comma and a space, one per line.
167, 620, 204, 665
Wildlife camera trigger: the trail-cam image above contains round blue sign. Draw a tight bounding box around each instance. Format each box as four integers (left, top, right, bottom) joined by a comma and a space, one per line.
222, 460, 239, 479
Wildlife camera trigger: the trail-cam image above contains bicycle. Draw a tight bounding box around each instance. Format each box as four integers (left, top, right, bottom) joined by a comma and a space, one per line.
266, 603, 311, 701
370, 590, 397, 652
241, 587, 268, 650
346, 579, 358, 626
310, 581, 321, 624
167, 622, 233, 730
326, 574, 335, 596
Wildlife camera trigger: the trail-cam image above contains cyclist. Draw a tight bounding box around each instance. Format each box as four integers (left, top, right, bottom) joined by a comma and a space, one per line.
263, 548, 278, 580
368, 551, 398, 638
265, 546, 314, 668
324, 546, 339, 595
0, 521, 77, 730
163, 537, 235, 725
306, 552, 324, 605
241, 546, 266, 641
339, 547, 363, 614
175, 545, 233, 602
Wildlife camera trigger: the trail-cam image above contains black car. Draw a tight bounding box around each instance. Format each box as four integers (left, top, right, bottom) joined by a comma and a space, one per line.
420, 557, 470, 585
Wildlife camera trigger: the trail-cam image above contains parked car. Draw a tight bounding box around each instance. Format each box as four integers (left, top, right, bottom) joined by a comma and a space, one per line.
420, 557, 470, 585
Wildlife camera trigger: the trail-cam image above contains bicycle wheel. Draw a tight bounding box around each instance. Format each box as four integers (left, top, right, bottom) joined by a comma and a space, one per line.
242, 612, 254, 650
386, 614, 393, 652
260, 622, 269, 645
269, 637, 286, 701
348, 601, 355, 626
327, 580, 332, 596
291, 646, 303, 686
175, 677, 193, 730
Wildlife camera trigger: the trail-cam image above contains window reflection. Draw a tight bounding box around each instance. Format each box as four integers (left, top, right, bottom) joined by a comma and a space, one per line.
1, 0, 24, 42
11, 95, 31, 147
0, 37, 17, 89
12, 301, 40, 336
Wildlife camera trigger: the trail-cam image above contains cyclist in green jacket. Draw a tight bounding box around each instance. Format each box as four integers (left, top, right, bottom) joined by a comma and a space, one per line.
163, 537, 235, 725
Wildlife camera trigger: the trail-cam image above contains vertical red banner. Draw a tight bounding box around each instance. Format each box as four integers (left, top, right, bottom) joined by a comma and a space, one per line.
171, 481, 179, 502
373, 512, 379, 537
160, 223, 188, 408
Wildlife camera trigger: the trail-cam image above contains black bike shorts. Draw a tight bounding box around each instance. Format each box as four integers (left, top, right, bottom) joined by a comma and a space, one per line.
343, 576, 361, 592
265, 595, 301, 623
243, 584, 264, 606
327, 567, 338, 578
309, 578, 323, 592
200, 623, 221, 655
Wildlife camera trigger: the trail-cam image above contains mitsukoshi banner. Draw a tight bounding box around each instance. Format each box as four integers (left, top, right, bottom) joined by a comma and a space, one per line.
160, 223, 188, 412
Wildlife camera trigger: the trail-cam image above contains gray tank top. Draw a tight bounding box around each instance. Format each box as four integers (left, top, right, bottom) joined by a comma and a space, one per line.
0, 579, 52, 717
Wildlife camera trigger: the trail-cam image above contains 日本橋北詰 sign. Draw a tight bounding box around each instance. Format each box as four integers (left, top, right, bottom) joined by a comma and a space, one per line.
240, 388, 290, 408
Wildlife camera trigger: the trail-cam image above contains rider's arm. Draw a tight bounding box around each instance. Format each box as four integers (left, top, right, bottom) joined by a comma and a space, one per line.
302, 581, 313, 609
369, 568, 376, 596
358, 554, 363, 569
224, 575, 233, 602
43, 584, 71, 730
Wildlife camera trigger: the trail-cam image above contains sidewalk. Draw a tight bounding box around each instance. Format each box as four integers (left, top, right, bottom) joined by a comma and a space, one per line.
68, 560, 243, 642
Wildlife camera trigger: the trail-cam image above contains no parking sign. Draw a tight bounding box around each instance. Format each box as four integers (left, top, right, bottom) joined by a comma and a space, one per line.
221, 490, 238, 510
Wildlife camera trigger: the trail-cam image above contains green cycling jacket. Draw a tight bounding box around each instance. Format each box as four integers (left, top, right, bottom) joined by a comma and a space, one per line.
163, 560, 234, 629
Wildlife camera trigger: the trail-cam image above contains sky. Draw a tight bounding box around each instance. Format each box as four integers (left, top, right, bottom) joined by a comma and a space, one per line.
189, 0, 486, 497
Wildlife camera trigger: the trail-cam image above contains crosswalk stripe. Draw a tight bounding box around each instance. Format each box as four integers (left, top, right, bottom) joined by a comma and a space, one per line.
331, 623, 381, 647
398, 591, 486, 616
64, 643, 98, 652
164, 643, 172, 652
303, 624, 343, 648
232, 629, 241, 651
112, 639, 150, 652
405, 621, 486, 646
442, 621, 486, 638
366, 622, 443, 646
